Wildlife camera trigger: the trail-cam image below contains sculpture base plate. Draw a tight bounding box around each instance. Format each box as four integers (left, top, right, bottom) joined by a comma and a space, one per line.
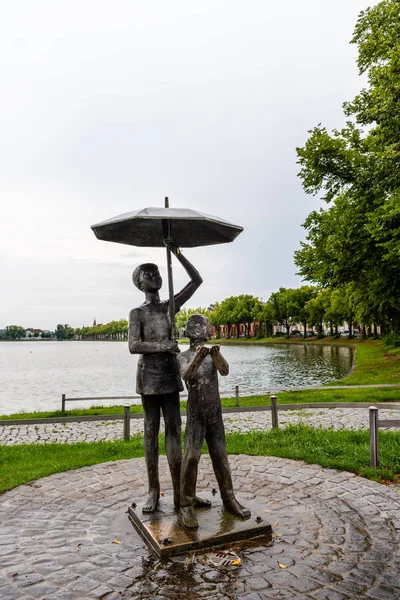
128, 490, 272, 557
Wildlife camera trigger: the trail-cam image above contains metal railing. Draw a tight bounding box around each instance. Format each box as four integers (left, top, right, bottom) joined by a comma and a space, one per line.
61, 386, 245, 413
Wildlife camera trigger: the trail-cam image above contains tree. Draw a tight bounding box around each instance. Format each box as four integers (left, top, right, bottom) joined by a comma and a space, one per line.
209, 302, 223, 338
295, 0, 400, 332
5, 325, 26, 339
217, 296, 240, 338
55, 324, 75, 340
268, 288, 294, 336
254, 301, 275, 338
289, 286, 318, 338
233, 295, 262, 338
324, 289, 345, 337
306, 291, 328, 335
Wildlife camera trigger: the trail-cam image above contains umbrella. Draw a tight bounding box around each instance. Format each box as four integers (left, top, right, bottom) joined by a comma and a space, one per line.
91, 198, 243, 338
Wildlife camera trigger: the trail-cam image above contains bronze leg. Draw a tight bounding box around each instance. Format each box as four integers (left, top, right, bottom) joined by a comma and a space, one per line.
141, 395, 161, 513
161, 391, 182, 506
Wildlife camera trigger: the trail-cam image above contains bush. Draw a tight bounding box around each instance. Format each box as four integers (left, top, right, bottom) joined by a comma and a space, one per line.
383, 332, 400, 347
317, 332, 325, 340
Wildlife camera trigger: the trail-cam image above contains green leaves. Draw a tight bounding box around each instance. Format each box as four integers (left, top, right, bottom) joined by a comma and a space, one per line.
295, 0, 400, 333
4, 325, 26, 340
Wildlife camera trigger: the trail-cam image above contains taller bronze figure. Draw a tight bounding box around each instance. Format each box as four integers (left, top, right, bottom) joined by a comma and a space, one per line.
128, 242, 201, 513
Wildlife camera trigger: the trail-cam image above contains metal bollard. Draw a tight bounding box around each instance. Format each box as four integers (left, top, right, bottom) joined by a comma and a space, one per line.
235, 385, 240, 407
270, 395, 278, 428
369, 406, 379, 468
61, 394, 66, 415
123, 405, 131, 441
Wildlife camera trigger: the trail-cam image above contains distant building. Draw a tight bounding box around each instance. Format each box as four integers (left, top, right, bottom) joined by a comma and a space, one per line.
25, 328, 43, 339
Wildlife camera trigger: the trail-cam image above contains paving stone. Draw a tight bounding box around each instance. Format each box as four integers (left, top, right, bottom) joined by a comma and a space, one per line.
90, 585, 114, 599
312, 589, 351, 600
367, 584, 400, 599
66, 576, 102, 594
22, 583, 60, 597
12, 572, 45, 587
0, 455, 399, 600
245, 577, 271, 590
202, 570, 230, 583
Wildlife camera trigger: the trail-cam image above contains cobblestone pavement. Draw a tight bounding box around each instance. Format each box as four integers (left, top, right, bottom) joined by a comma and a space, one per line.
1, 407, 400, 445
0, 455, 399, 599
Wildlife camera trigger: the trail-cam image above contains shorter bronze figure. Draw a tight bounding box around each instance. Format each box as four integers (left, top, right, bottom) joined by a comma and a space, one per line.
177, 315, 251, 529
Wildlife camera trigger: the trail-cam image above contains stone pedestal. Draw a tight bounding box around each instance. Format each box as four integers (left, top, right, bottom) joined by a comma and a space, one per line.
128, 490, 272, 557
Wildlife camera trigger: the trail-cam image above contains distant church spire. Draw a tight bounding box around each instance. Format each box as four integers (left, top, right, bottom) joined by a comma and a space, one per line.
93, 318, 97, 327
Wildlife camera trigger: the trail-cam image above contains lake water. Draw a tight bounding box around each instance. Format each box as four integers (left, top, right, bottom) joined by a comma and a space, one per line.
0, 341, 353, 415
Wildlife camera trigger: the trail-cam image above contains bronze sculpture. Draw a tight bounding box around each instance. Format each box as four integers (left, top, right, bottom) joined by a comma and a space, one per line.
92, 201, 244, 521
177, 314, 251, 529
128, 243, 210, 513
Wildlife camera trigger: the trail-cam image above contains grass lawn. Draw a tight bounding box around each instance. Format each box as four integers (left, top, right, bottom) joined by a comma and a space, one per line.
1, 426, 399, 494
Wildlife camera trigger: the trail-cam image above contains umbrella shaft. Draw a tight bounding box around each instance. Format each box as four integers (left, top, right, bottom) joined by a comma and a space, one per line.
163, 213, 176, 341
166, 245, 176, 340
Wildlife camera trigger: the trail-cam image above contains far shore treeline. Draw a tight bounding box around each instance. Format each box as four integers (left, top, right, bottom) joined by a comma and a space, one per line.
1, 282, 399, 346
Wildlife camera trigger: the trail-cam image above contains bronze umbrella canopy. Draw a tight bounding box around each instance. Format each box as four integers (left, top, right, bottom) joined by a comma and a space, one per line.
91, 198, 243, 338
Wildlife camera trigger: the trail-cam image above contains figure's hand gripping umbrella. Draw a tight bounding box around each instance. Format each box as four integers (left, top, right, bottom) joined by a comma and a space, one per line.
91, 198, 243, 339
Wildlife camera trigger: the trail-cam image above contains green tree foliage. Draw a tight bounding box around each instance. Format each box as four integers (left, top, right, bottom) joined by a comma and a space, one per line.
324, 289, 345, 337
213, 296, 240, 338
233, 295, 263, 337
289, 286, 318, 338
55, 324, 75, 340
254, 300, 275, 338
268, 287, 309, 336
76, 319, 128, 340
306, 291, 327, 335
4, 325, 26, 339
268, 288, 290, 336
208, 302, 223, 338
295, 0, 400, 332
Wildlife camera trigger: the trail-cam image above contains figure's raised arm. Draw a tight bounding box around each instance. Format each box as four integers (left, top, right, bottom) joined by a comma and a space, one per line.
210, 345, 229, 376
128, 309, 179, 355
164, 240, 203, 312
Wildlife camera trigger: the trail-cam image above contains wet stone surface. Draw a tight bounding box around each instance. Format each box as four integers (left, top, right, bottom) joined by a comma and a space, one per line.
0, 455, 399, 599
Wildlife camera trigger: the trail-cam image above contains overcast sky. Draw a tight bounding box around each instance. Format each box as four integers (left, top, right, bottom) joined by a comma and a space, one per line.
1, 0, 374, 330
